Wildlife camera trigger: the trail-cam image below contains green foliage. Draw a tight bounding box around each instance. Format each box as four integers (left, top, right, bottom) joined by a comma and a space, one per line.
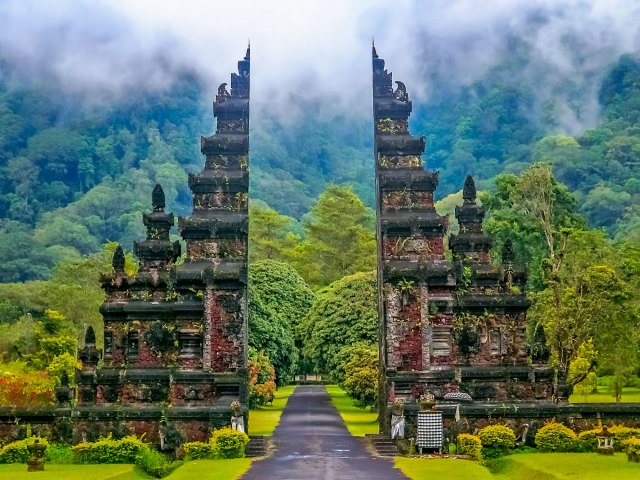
136, 449, 180, 478
568, 340, 598, 397
478, 425, 516, 450
290, 185, 376, 290
534, 421, 577, 452
209, 427, 249, 459
183, 442, 215, 460
71, 435, 150, 464
46, 352, 82, 387
624, 437, 640, 462
0, 437, 49, 464
457, 433, 482, 459
248, 297, 295, 386
45, 444, 74, 464
248, 260, 313, 383
339, 343, 379, 408
248, 203, 299, 262
301, 271, 377, 377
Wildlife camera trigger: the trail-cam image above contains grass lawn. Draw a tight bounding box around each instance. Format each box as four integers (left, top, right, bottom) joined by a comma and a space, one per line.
326, 384, 378, 436
165, 459, 252, 480
395, 457, 494, 480
395, 453, 640, 480
249, 384, 297, 436
0, 459, 253, 480
0, 464, 145, 480
570, 386, 640, 403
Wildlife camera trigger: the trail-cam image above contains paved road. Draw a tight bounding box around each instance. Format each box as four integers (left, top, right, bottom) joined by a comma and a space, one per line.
241, 385, 408, 480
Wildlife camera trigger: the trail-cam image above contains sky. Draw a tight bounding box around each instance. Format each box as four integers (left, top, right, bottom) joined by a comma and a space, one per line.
1, 0, 640, 127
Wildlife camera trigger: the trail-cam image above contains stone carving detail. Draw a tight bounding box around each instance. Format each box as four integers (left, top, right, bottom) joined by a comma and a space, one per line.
216, 82, 231, 103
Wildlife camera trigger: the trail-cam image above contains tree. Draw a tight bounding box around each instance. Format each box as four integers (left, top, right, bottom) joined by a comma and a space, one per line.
292, 185, 376, 289
248, 204, 297, 262
529, 229, 637, 394
482, 164, 584, 289
248, 294, 297, 386
249, 260, 314, 339
301, 271, 377, 378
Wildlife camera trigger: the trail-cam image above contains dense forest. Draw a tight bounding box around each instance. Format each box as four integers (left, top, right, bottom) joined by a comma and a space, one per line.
1, 46, 640, 282
1, 31, 640, 406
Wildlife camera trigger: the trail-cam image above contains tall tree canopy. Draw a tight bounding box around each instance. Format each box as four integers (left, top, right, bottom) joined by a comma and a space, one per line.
300, 271, 377, 380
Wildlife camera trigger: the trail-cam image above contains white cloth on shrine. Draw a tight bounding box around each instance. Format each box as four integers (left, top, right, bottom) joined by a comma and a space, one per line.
391, 414, 405, 439
231, 415, 245, 433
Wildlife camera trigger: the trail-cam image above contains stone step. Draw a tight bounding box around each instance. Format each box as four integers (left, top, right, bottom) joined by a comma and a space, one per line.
365, 434, 400, 457
245, 435, 268, 457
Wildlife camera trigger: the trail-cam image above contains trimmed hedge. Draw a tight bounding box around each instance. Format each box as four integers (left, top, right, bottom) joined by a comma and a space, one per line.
478, 425, 516, 449
535, 421, 577, 452
71, 435, 149, 464
210, 427, 249, 459
183, 441, 215, 460
0, 437, 49, 464
457, 433, 482, 459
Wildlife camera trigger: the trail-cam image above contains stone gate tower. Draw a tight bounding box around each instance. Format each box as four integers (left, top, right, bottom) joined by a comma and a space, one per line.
76, 48, 250, 441
373, 46, 554, 434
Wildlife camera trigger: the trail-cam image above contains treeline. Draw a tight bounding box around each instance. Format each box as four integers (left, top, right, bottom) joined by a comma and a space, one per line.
2, 52, 640, 282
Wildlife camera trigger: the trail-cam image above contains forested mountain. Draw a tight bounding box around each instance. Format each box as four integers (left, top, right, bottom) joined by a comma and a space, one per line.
1, 46, 640, 282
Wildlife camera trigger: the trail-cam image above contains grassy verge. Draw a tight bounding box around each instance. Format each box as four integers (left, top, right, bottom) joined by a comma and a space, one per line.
249, 384, 297, 436
395, 457, 494, 480
0, 459, 254, 480
0, 464, 145, 480
325, 384, 378, 436
166, 459, 252, 480
395, 453, 640, 480
569, 386, 640, 403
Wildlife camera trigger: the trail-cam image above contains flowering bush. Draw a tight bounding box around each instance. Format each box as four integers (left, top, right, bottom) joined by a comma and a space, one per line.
0, 370, 55, 407
248, 349, 276, 408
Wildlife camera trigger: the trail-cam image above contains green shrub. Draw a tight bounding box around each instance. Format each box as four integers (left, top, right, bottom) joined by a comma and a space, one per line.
72, 435, 150, 464
45, 444, 74, 464
577, 424, 640, 453
478, 425, 516, 449
457, 433, 482, 459
0, 437, 49, 464
609, 425, 640, 451
576, 428, 599, 452
183, 441, 215, 460
136, 449, 181, 478
624, 437, 640, 463
535, 421, 577, 452
339, 343, 378, 408
210, 427, 249, 459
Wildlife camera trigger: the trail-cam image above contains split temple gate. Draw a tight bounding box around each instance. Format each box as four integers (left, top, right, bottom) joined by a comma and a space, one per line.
1, 45, 640, 446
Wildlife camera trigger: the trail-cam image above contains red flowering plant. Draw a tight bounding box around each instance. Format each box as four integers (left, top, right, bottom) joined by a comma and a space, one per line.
0, 370, 55, 407
247, 348, 276, 409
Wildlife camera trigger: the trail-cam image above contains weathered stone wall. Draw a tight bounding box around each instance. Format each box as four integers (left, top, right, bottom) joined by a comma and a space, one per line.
0, 407, 248, 445
387, 403, 640, 447
204, 289, 245, 372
